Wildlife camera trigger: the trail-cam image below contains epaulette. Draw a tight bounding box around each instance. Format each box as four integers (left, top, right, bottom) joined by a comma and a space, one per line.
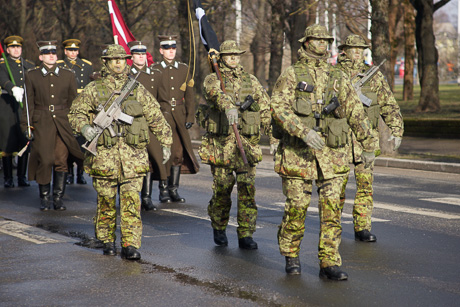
60, 66, 73, 73
0, 58, 4, 63
151, 63, 161, 68
178, 62, 188, 67
82, 59, 92, 65
28, 66, 40, 72
56, 60, 65, 64
24, 59, 35, 65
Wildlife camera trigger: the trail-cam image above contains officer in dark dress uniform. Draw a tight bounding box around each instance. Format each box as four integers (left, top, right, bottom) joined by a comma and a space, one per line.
57, 39, 93, 185
20, 40, 84, 211
151, 35, 199, 203
0, 35, 35, 187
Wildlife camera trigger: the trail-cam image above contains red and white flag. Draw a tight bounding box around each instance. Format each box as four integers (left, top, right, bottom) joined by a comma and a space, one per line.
108, 0, 153, 66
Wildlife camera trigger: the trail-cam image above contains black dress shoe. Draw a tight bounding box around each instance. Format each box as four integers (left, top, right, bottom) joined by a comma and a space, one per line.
4, 178, 14, 188
66, 174, 74, 185
18, 177, 30, 187
76, 174, 87, 184
141, 199, 157, 211
121, 246, 141, 260
213, 229, 228, 246
40, 199, 51, 211
53, 199, 66, 211
103, 242, 117, 256
285, 256, 301, 275
319, 266, 348, 281
355, 230, 377, 242
238, 237, 258, 250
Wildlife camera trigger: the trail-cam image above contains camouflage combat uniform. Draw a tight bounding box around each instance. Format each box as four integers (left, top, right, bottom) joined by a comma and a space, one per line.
69, 45, 172, 249
199, 41, 271, 239
271, 27, 374, 269
337, 35, 404, 234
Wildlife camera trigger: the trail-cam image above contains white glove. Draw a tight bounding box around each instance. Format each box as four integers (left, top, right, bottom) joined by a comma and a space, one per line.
388, 135, 402, 150
12, 86, 24, 103
270, 143, 279, 155
361, 151, 376, 168
302, 130, 325, 150
81, 124, 97, 142
225, 108, 238, 125
162, 147, 171, 164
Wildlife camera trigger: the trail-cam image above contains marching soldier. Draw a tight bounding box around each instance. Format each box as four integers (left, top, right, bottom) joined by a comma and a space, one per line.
152, 35, 199, 203
127, 40, 166, 211
199, 40, 272, 249
57, 38, 93, 185
271, 25, 375, 280
337, 34, 404, 242
69, 44, 172, 260
20, 40, 84, 211
0, 35, 35, 188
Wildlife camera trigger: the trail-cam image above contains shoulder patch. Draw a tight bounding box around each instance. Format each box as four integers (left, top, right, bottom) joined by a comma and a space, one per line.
82, 59, 92, 65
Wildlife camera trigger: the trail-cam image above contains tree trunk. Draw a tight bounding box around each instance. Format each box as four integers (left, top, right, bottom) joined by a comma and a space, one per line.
370, 0, 393, 155
177, 0, 189, 62
388, 0, 403, 90
268, 0, 285, 95
250, 0, 268, 88
287, 0, 307, 64
411, 0, 440, 112
403, 0, 415, 101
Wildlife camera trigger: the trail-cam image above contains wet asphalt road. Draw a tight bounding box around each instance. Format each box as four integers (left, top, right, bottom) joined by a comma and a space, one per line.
1, 155, 460, 306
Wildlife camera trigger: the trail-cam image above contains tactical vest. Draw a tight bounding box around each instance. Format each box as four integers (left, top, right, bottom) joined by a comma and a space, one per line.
94, 80, 149, 149
198, 71, 261, 136
357, 68, 379, 129
276, 63, 349, 148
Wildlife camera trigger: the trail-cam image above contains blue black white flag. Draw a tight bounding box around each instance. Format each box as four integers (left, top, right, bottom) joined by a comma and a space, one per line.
192, 0, 220, 52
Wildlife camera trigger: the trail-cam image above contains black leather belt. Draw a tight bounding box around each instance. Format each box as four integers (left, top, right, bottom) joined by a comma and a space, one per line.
35, 105, 68, 112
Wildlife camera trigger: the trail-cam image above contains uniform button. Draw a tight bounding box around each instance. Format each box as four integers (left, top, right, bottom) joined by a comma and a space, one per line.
20, 78, 23, 81
171, 76, 174, 80
51, 95, 54, 98
81, 80, 84, 83
51, 84, 54, 87
152, 79, 154, 81
169, 67, 172, 70
53, 115, 56, 118
50, 73, 53, 76
172, 108, 175, 111
171, 87, 174, 90
20, 71, 23, 74
81, 74, 84, 76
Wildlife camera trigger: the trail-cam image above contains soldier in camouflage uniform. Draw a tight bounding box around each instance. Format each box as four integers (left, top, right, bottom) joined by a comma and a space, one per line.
69, 45, 172, 260
199, 40, 271, 249
337, 34, 404, 242
271, 25, 375, 280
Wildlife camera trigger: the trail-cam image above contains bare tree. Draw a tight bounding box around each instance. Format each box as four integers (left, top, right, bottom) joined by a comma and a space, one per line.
268, 0, 286, 94
403, 0, 415, 100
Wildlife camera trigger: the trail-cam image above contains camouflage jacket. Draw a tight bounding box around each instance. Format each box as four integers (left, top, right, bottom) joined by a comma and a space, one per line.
337, 57, 404, 161
271, 47, 374, 180
199, 63, 271, 169
69, 67, 172, 179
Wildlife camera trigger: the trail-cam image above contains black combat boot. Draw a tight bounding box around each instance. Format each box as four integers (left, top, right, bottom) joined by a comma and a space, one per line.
141, 172, 157, 211
39, 183, 52, 211
285, 257, 301, 275
66, 162, 74, 184
53, 171, 67, 211
168, 165, 185, 203
319, 266, 348, 281
238, 237, 258, 250
2, 156, 14, 188
103, 242, 117, 256
355, 230, 377, 242
213, 229, 228, 246
121, 246, 141, 260
76, 166, 87, 184
159, 180, 172, 203
17, 155, 30, 187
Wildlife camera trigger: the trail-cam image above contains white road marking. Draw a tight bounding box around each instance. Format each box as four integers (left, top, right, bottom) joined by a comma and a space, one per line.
420, 197, 460, 207
0, 220, 71, 244
161, 209, 263, 228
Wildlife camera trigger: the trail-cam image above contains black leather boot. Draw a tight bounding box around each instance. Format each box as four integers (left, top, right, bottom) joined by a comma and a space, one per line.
103, 242, 117, 256
355, 230, 377, 242
141, 172, 157, 211
2, 156, 14, 188
168, 166, 185, 203
17, 155, 30, 187
53, 171, 67, 211
76, 166, 87, 184
39, 183, 51, 211
213, 229, 228, 246
121, 246, 141, 260
238, 237, 258, 250
66, 162, 74, 184
285, 256, 301, 275
159, 180, 172, 203
319, 266, 348, 281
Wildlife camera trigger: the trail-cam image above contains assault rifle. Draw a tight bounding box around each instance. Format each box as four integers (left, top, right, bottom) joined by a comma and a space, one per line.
82, 73, 140, 155
352, 59, 387, 107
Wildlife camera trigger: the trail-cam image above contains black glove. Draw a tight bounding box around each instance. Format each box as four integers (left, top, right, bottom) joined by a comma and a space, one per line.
185, 122, 193, 129
24, 130, 34, 141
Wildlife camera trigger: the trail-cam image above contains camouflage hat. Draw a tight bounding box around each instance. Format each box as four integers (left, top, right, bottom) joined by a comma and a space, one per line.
219, 40, 246, 55
101, 44, 131, 59
298, 24, 334, 43
338, 34, 370, 50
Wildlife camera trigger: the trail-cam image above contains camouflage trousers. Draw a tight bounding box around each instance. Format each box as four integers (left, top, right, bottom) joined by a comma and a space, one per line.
93, 176, 143, 248
208, 165, 257, 239
340, 161, 374, 232
278, 176, 345, 268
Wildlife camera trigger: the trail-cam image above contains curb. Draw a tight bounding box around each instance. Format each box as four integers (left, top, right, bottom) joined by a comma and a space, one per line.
191, 140, 460, 174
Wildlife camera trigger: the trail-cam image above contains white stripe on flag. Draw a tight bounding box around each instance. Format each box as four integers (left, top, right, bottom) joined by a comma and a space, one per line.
195, 8, 207, 46
108, 1, 128, 44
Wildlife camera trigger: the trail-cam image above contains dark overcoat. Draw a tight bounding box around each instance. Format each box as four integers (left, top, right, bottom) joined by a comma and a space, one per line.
57, 57, 93, 93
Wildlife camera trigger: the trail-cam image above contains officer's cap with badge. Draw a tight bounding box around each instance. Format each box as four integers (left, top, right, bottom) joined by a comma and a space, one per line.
101, 44, 131, 59
62, 39, 81, 51
219, 40, 246, 55
158, 35, 178, 49
338, 34, 370, 50
36, 40, 58, 54
298, 24, 334, 43
4, 35, 24, 47
128, 41, 147, 54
